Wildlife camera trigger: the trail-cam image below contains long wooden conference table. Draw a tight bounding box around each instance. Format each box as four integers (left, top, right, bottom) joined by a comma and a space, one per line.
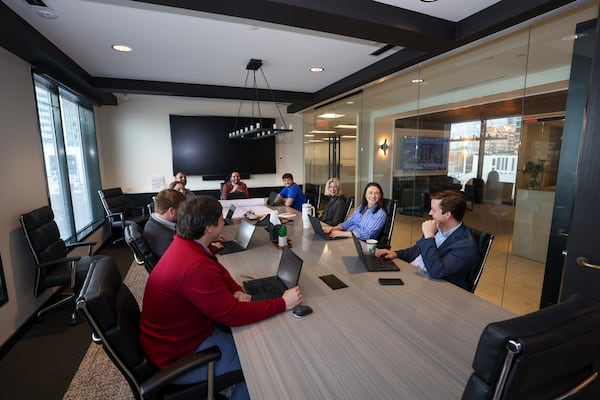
218, 205, 513, 399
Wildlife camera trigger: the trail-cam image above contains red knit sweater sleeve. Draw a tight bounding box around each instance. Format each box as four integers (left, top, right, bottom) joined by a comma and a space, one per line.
184, 251, 285, 327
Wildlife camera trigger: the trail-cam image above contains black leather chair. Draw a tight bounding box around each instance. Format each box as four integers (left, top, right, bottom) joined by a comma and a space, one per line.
19, 205, 104, 324
466, 227, 495, 293
124, 224, 160, 274
98, 188, 149, 244
376, 198, 397, 249
464, 178, 485, 210
76, 257, 244, 400
462, 294, 600, 400
304, 183, 321, 210
267, 191, 278, 206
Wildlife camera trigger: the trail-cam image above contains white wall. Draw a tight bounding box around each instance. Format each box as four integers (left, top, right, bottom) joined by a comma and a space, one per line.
96, 94, 305, 193
0, 47, 59, 345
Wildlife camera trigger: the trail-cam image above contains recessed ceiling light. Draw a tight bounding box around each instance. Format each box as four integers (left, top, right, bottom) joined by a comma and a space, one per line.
304, 134, 315, 137
562, 33, 587, 41
112, 44, 132, 52
311, 130, 336, 134
347, 101, 355, 105
341, 135, 357, 138
420, 0, 438, 2
310, 67, 325, 72
411, 78, 424, 84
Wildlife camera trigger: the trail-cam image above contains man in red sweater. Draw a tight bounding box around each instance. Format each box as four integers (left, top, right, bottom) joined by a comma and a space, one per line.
140, 196, 302, 400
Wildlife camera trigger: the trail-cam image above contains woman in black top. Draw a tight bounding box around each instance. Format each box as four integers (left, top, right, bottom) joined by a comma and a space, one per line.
320, 178, 347, 226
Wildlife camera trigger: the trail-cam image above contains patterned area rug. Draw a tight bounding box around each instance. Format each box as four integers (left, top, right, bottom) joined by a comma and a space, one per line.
63, 263, 149, 400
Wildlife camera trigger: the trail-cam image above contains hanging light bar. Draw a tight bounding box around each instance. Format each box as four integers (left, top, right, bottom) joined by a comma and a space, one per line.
229, 59, 293, 141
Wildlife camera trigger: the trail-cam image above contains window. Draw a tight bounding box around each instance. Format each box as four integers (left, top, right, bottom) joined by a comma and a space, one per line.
33, 75, 104, 242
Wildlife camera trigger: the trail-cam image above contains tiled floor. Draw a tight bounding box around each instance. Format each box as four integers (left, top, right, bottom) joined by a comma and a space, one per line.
390, 202, 545, 316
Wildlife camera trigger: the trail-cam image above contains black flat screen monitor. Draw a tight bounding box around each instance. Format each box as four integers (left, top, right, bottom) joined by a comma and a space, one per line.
401, 136, 449, 171
170, 115, 276, 177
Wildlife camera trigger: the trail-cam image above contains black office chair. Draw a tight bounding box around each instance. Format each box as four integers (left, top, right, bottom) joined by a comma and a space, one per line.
304, 183, 321, 210
344, 196, 355, 221
98, 188, 149, 244
76, 257, 244, 400
124, 224, 159, 274
19, 205, 104, 324
462, 294, 600, 400
464, 178, 485, 211
466, 227, 495, 293
267, 191, 279, 206
376, 198, 397, 249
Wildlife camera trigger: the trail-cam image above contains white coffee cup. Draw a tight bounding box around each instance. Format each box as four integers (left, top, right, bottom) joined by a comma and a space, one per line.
366, 239, 378, 255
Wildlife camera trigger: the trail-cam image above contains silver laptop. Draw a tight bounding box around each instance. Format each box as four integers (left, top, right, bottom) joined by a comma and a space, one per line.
351, 232, 399, 272
224, 204, 236, 225
219, 219, 256, 255
243, 247, 303, 300
309, 215, 347, 240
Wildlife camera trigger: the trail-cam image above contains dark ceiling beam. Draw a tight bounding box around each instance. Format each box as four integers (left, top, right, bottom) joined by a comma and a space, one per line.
457, 0, 579, 44
134, 0, 455, 51
92, 78, 313, 104
0, 2, 116, 105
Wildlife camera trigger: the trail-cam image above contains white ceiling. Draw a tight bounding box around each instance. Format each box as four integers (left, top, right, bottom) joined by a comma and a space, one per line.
0, 0, 585, 110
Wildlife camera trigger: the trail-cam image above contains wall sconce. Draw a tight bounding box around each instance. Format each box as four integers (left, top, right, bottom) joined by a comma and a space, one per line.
380, 139, 389, 155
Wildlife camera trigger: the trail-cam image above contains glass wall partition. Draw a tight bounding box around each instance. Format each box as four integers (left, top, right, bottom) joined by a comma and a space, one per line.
304, 1, 598, 315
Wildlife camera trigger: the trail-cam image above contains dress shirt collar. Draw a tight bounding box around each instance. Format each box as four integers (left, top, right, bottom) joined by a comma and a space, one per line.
151, 213, 176, 230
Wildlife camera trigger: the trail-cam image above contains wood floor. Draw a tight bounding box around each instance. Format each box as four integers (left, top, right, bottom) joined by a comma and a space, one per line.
389, 202, 545, 316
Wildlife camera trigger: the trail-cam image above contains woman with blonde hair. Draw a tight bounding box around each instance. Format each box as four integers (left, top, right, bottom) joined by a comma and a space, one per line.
319, 178, 347, 226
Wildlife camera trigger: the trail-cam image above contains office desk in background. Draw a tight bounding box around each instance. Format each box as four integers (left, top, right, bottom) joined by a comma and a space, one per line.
219, 210, 513, 399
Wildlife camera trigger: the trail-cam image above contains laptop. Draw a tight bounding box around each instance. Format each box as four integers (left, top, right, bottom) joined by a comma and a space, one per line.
218, 219, 256, 255
224, 204, 236, 225
308, 215, 347, 240
351, 232, 399, 271
243, 247, 303, 300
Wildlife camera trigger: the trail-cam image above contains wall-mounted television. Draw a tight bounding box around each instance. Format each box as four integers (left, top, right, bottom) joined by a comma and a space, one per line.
400, 136, 449, 171
170, 115, 276, 179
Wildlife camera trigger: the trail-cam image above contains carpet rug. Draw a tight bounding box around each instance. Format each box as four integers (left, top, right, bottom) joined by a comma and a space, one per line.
63, 263, 148, 400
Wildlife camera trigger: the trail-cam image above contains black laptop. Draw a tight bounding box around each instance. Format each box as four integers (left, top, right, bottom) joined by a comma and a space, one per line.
309, 215, 347, 240
351, 232, 399, 271
224, 204, 236, 225
219, 219, 256, 255
243, 247, 303, 300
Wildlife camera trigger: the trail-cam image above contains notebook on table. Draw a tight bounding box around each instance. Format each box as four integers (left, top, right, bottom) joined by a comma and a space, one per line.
351, 232, 399, 272
309, 215, 347, 240
243, 247, 303, 301
219, 219, 256, 255
224, 204, 236, 225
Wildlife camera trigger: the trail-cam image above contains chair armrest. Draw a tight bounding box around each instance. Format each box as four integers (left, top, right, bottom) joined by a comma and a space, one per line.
140, 346, 221, 398
37, 256, 82, 288
66, 241, 96, 256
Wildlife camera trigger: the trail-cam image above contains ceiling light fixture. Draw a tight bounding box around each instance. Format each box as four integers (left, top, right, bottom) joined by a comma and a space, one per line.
112, 44, 132, 52
37, 9, 57, 19
334, 124, 357, 129
411, 78, 424, 84
310, 67, 325, 72
228, 59, 292, 140
311, 130, 337, 134
420, 0, 438, 2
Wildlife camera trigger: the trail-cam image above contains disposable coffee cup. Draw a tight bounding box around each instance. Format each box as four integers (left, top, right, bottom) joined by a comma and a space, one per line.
366, 239, 378, 255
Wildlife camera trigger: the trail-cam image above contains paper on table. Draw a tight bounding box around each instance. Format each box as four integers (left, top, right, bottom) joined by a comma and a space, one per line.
219, 198, 271, 219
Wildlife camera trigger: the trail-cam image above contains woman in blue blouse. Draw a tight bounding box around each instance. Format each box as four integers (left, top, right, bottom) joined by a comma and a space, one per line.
324, 182, 386, 240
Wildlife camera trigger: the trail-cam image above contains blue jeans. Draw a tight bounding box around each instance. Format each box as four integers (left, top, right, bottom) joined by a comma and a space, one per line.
173, 326, 249, 400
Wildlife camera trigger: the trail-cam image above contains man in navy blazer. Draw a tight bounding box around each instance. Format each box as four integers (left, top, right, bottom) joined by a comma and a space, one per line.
376, 189, 479, 290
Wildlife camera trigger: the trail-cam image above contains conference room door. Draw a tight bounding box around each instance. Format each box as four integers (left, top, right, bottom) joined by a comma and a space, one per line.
560, 19, 600, 303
